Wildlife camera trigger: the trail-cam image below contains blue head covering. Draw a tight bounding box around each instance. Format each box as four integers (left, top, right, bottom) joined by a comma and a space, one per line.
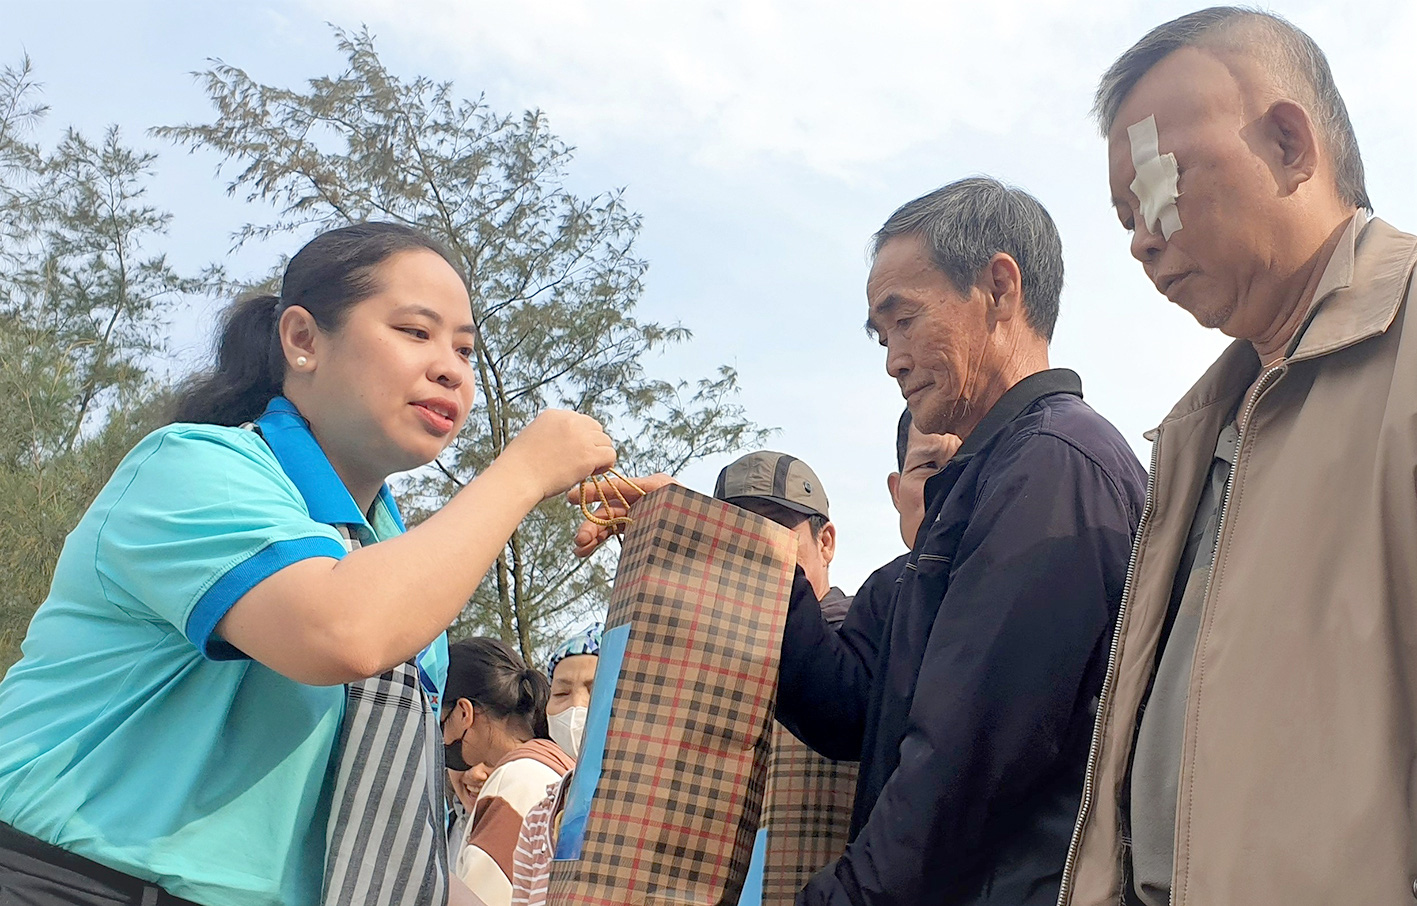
547, 621, 603, 678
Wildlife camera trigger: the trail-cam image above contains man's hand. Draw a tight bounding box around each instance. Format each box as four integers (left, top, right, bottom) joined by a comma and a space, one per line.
568, 473, 677, 557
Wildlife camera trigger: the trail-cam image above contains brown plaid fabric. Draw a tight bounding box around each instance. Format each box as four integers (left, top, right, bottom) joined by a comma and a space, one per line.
759, 723, 857, 904
549, 484, 796, 906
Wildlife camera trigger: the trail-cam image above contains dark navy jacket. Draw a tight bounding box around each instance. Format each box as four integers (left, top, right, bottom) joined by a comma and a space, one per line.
777, 370, 1146, 906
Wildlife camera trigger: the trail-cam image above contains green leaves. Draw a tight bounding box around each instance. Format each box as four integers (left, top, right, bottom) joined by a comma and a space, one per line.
0, 59, 193, 674
161, 27, 769, 662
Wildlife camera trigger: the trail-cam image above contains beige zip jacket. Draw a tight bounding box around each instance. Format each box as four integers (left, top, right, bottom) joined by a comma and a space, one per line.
1060, 212, 1417, 906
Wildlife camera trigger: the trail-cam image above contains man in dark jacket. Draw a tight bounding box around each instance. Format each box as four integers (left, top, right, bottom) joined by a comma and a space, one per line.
568, 178, 1145, 906
776, 177, 1146, 906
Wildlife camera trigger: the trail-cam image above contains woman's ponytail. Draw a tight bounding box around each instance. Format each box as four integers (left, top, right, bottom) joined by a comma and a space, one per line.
171, 293, 284, 426
444, 638, 552, 740
519, 668, 551, 740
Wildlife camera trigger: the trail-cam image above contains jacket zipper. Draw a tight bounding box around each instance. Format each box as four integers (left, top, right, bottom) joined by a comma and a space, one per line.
1055, 431, 1161, 906
1054, 362, 1287, 906
1160, 362, 1284, 906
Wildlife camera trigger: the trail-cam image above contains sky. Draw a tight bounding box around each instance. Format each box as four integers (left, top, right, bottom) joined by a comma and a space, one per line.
7, 0, 1416, 592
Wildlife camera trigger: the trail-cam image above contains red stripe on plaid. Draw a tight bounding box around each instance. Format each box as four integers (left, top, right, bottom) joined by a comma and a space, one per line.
657, 496, 792, 550
627, 646, 769, 688
611, 730, 762, 762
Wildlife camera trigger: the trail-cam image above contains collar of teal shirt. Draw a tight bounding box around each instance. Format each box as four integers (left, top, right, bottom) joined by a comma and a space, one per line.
255, 396, 406, 536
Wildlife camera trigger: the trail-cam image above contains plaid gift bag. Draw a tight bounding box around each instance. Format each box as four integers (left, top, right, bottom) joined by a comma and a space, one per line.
549, 483, 796, 906
748, 724, 858, 905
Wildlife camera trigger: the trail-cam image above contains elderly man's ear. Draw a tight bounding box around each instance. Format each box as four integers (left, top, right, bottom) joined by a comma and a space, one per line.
978, 253, 1025, 329
1262, 99, 1321, 196
818, 520, 837, 567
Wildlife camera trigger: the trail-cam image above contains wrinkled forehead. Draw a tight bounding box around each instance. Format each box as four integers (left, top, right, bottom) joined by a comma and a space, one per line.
1111, 47, 1244, 133
552, 654, 598, 684
867, 233, 935, 293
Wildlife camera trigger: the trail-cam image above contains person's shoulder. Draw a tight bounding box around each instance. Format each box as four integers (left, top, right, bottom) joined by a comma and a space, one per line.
854, 553, 910, 602
1010, 396, 1141, 474
992, 396, 1147, 510
479, 741, 574, 809
96, 422, 301, 527
863, 553, 910, 587
1030, 393, 1129, 446
123, 422, 281, 475
497, 738, 576, 775
819, 586, 851, 626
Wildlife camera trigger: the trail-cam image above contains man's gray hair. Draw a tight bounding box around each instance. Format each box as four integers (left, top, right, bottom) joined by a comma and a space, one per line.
872, 177, 1064, 342
1094, 6, 1370, 211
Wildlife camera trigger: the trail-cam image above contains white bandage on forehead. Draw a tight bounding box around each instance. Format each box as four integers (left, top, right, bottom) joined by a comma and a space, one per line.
1127, 114, 1182, 240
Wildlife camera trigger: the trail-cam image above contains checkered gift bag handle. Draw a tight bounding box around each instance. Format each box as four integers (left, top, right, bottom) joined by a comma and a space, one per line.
577, 470, 645, 529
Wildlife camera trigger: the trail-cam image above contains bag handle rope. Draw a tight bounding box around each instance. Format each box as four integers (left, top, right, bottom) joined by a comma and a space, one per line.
578, 470, 646, 529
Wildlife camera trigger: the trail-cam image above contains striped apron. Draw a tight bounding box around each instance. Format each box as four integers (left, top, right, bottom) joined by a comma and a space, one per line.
244, 420, 449, 906
321, 524, 450, 906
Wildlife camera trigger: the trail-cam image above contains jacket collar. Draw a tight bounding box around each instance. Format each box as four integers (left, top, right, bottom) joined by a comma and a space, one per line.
255, 396, 405, 533
920, 368, 1083, 507
953, 368, 1083, 464
1154, 213, 1417, 432
1290, 212, 1416, 362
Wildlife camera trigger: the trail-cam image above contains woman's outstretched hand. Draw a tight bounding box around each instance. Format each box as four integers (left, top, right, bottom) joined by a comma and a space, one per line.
568, 473, 677, 557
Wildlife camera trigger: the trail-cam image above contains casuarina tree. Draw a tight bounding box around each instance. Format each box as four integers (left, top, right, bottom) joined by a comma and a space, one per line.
0, 57, 194, 673
157, 29, 769, 661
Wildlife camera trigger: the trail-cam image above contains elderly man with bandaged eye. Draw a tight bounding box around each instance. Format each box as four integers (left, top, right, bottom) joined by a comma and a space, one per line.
1057, 8, 1417, 906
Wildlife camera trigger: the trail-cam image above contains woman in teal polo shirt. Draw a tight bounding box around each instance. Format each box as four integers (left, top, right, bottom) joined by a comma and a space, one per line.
0, 222, 615, 906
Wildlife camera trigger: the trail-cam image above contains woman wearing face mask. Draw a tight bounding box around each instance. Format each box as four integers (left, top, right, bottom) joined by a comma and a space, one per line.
544, 622, 602, 760
509, 623, 603, 906
0, 223, 615, 906
443, 638, 574, 906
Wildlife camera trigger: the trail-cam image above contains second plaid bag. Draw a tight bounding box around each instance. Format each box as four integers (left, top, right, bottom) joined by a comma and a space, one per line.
747, 723, 857, 905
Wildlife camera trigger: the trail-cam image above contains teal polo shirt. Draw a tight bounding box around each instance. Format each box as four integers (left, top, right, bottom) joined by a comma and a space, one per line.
0, 397, 448, 906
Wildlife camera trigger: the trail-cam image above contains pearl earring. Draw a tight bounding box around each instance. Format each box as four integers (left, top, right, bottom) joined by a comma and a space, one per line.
296, 356, 309, 367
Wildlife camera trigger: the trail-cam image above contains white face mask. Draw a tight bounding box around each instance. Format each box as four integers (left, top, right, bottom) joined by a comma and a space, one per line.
548, 706, 588, 762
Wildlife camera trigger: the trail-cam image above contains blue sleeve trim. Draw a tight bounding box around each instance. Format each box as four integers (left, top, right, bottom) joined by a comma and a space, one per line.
187, 535, 348, 661
415, 633, 450, 712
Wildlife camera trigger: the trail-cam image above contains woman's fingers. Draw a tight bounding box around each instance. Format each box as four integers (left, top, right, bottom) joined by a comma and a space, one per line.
566, 472, 676, 506
567, 473, 678, 557
572, 521, 617, 558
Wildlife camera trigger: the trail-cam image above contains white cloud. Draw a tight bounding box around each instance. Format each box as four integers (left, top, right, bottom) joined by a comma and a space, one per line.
306, 0, 1134, 175
294, 0, 1417, 588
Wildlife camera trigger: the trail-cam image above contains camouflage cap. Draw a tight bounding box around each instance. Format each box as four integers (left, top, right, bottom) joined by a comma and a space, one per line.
712, 451, 830, 520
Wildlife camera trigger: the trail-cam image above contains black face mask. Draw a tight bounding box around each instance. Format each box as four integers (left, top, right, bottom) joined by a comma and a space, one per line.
444, 738, 472, 773
442, 710, 472, 772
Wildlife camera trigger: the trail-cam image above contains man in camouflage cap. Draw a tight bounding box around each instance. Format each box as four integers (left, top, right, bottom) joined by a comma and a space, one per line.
714, 451, 848, 625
